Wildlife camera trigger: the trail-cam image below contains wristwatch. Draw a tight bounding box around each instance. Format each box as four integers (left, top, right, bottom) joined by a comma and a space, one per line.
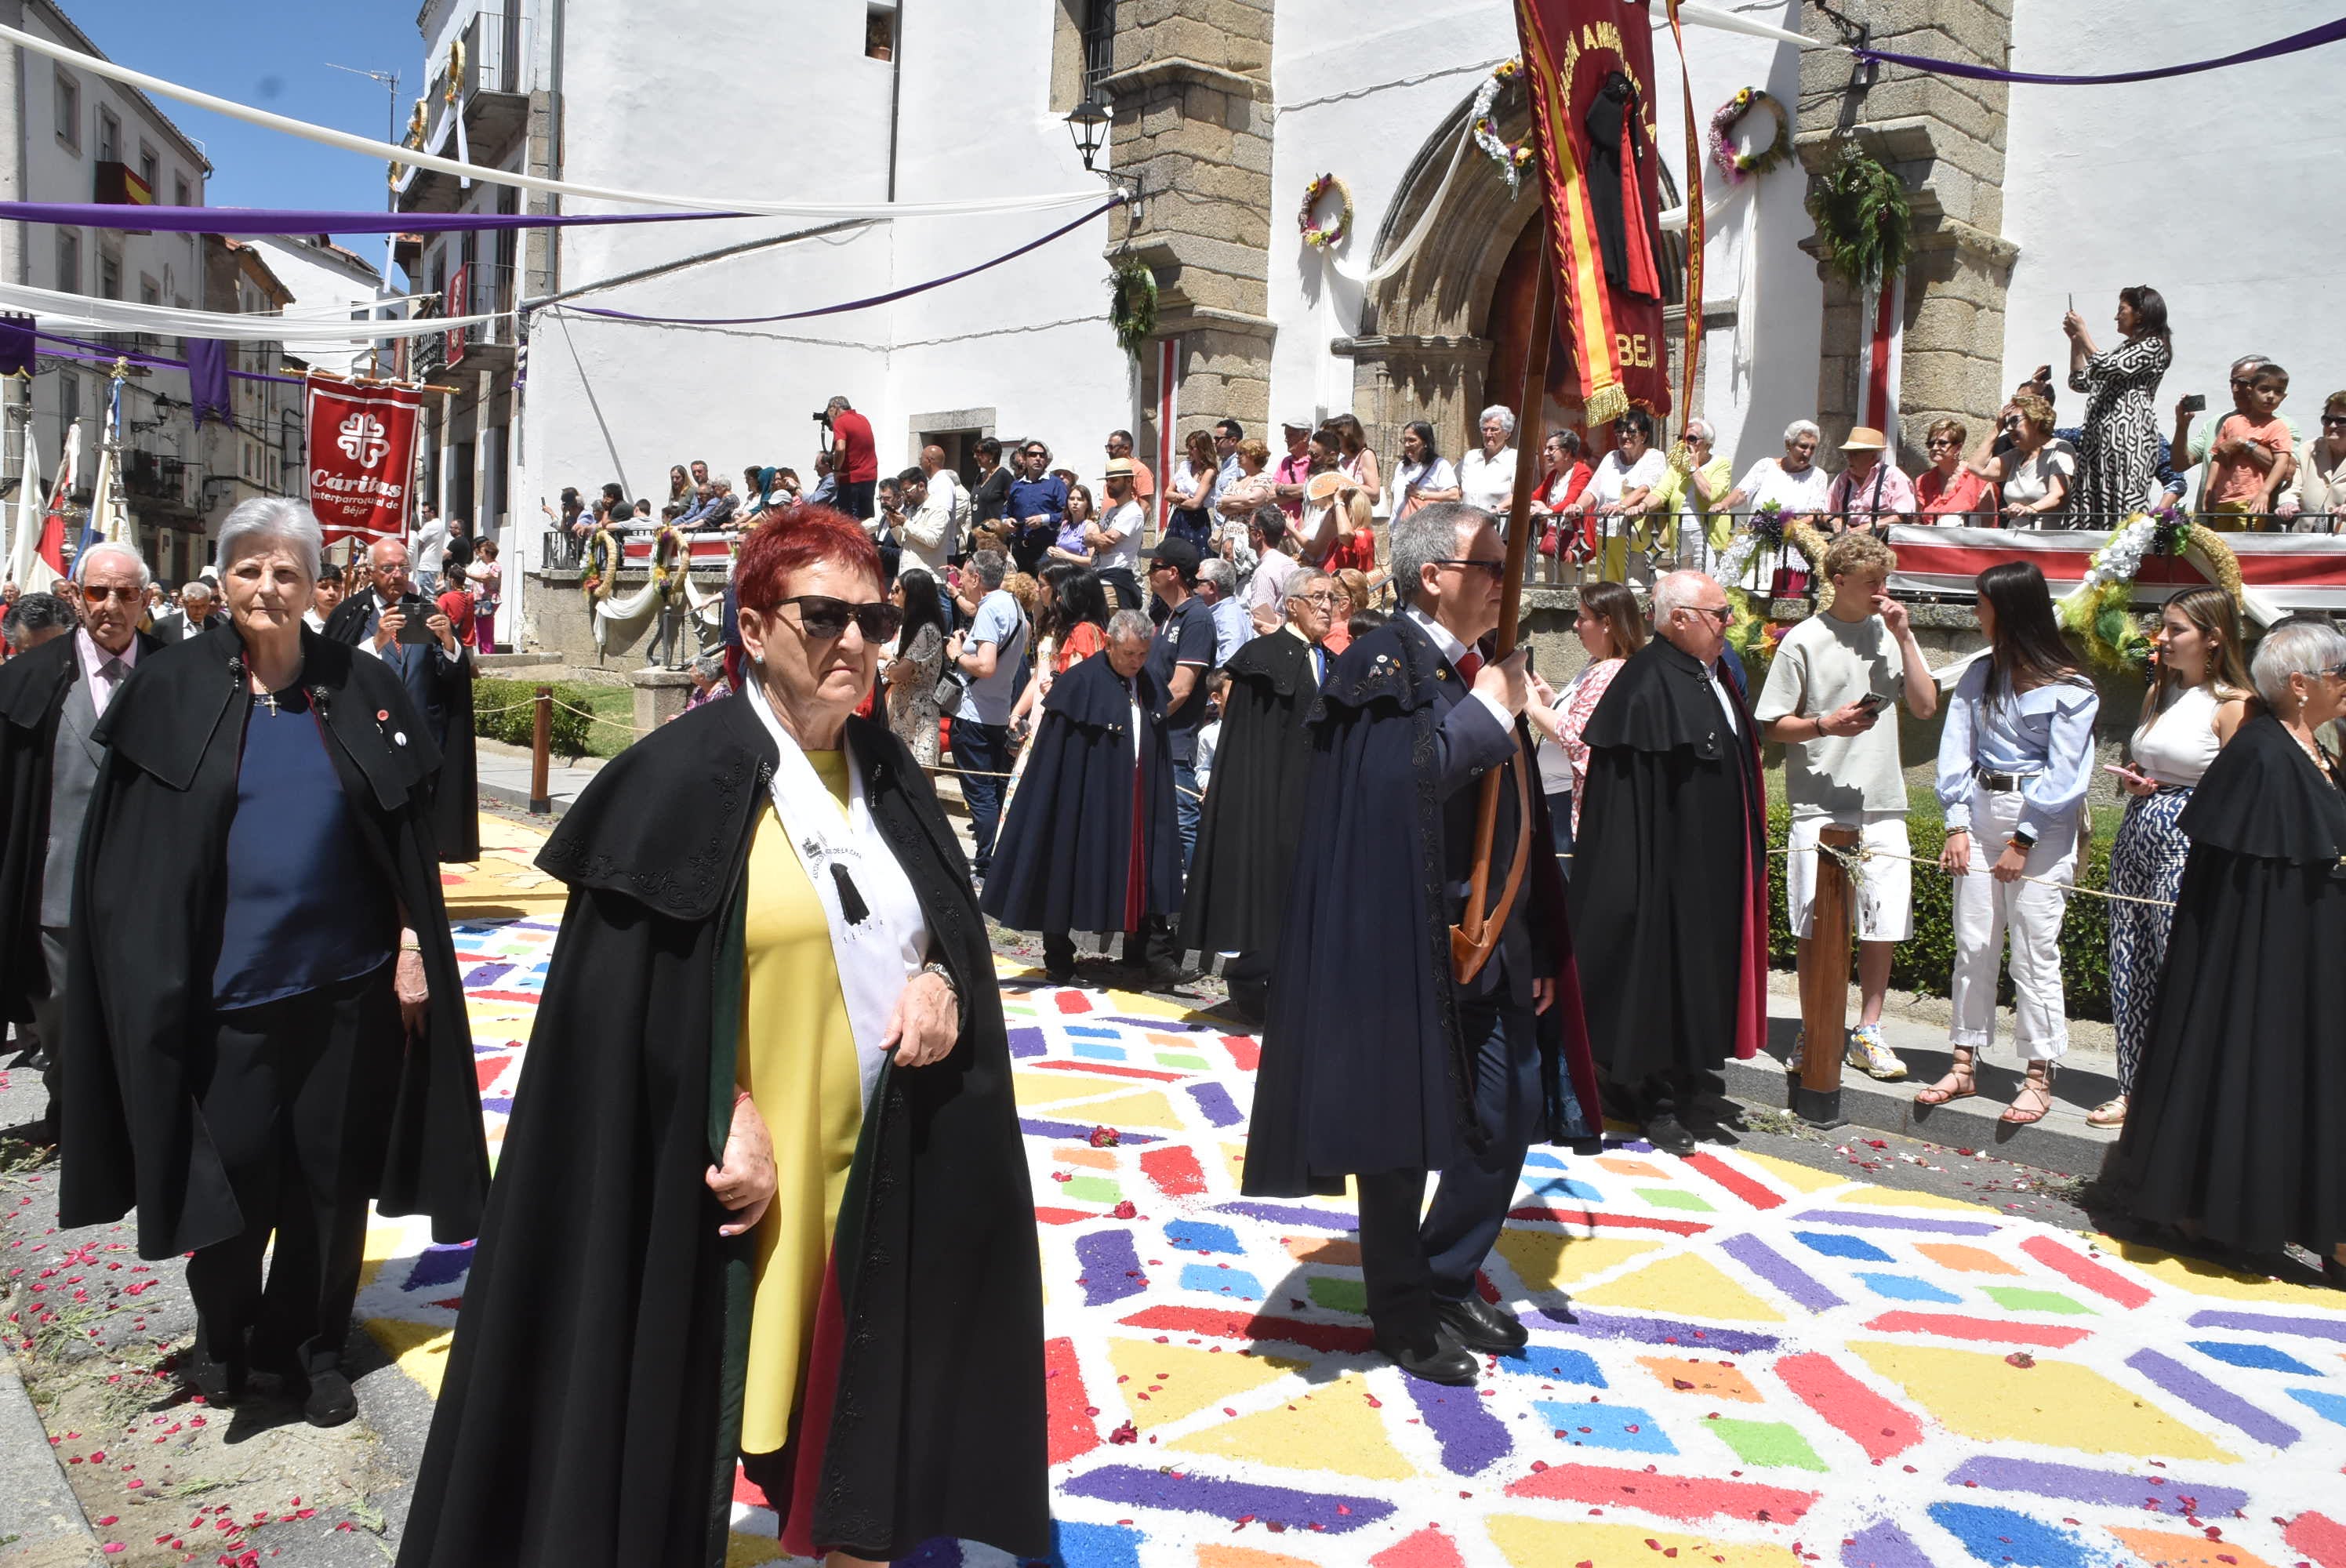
2009, 828, 2037, 852
920, 960, 960, 1001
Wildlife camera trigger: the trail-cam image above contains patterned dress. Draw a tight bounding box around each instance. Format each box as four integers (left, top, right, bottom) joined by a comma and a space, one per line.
2068, 334, 2172, 521
2105, 684, 2223, 1094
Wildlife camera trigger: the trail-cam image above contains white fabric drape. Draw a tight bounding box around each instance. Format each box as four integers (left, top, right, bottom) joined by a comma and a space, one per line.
0, 278, 509, 344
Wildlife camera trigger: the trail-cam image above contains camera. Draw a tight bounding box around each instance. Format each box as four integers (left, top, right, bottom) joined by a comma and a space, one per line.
810, 409, 833, 426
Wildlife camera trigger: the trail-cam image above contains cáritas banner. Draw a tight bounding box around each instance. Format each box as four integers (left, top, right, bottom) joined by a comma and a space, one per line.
1514, 0, 1673, 423
305, 377, 421, 546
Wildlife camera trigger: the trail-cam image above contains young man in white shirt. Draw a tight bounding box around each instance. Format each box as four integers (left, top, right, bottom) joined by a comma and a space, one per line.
917, 445, 968, 559
1090, 459, 1147, 612
896, 467, 957, 579
412, 501, 448, 595
1752, 532, 1939, 1083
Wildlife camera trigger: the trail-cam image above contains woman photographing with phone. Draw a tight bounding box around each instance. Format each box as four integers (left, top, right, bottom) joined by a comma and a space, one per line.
2092, 586, 2252, 1127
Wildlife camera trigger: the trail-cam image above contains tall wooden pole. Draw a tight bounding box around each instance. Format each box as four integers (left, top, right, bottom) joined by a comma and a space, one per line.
1795, 824, 1859, 1127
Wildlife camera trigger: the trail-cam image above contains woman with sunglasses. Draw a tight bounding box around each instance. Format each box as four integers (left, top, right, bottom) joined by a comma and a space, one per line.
401, 505, 1048, 1568
2278, 390, 2346, 533
1916, 418, 1992, 523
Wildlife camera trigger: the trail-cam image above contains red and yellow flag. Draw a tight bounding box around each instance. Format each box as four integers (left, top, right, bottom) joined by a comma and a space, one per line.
1513, 0, 1676, 423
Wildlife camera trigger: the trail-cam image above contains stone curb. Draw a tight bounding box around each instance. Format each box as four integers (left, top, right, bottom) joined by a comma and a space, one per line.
0, 1350, 101, 1567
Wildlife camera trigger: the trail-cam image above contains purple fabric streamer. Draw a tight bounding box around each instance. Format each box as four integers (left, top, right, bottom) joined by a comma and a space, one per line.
1857, 15, 2346, 85
184, 338, 232, 426
0, 201, 741, 235
37, 330, 307, 386
567, 194, 1124, 326
0, 313, 32, 376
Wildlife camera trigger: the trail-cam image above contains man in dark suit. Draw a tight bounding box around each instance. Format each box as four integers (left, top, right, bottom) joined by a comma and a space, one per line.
1242, 503, 1601, 1385
152, 579, 224, 641
320, 536, 480, 861
0, 542, 163, 1143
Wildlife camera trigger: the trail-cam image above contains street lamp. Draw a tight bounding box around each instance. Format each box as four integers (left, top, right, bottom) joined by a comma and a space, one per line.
1066, 98, 1110, 173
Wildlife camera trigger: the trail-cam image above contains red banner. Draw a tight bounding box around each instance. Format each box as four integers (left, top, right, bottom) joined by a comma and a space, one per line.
1515, 0, 1672, 423
446, 265, 468, 368
305, 378, 422, 547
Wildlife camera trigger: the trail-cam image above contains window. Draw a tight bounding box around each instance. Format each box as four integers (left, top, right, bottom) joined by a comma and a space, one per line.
55, 229, 78, 293
138, 144, 158, 194
61, 372, 81, 440
864, 5, 894, 60
1082, 0, 1117, 103
173, 172, 191, 208
98, 253, 121, 299
140, 275, 160, 306
96, 107, 119, 164
54, 69, 78, 148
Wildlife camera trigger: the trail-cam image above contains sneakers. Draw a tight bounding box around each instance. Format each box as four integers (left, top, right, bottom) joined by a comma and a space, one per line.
1786, 1025, 1908, 1082
1785, 1029, 1804, 1076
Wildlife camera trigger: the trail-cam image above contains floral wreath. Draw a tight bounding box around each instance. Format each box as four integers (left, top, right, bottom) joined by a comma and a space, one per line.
1709, 87, 1792, 185
1108, 256, 1157, 361
2056, 508, 2243, 675
1715, 506, 1832, 670
1298, 172, 1352, 252
649, 522, 690, 593
581, 525, 619, 603
1471, 59, 1538, 195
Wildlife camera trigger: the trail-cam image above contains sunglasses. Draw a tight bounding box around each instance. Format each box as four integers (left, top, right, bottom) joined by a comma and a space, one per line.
1683, 603, 1733, 625
770, 595, 902, 641
78, 583, 142, 602
2323, 416, 2346, 429
1429, 557, 1505, 578
1925, 437, 1957, 448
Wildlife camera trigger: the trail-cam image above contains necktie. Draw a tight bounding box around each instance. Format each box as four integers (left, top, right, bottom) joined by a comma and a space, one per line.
1456, 648, 1483, 684
100, 657, 125, 682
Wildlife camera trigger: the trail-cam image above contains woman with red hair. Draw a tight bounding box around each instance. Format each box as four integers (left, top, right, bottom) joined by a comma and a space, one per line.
400, 505, 1048, 1568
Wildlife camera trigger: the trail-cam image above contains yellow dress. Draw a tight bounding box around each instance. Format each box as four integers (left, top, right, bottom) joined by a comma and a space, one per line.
737, 751, 866, 1457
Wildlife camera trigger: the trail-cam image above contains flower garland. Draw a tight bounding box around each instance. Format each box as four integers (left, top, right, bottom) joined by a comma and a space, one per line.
1716, 510, 1832, 671
1709, 88, 1792, 184
581, 525, 619, 603
1298, 172, 1352, 251
1470, 59, 1537, 194
1108, 256, 1157, 360
2055, 508, 2242, 674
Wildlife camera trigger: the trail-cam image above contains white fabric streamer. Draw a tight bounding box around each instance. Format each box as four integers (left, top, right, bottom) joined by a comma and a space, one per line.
7, 422, 40, 590
1674, 2, 1829, 51
0, 278, 509, 345
0, 22, 1106, 223
1327, 117, 1477, 288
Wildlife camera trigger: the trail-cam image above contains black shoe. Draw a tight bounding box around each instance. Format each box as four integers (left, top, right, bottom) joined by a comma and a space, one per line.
1146, 967, 1189, 994
183, 1328, 247, 1408
2322, 1254, 2346, 1293
299, 1367, 357, 1428
1044, 964, 1075, 985
1695, 1095, 1751, 1133
1435, 1294, 1529, 1355
1374, 1330, 1478, 1386
1643, 1112, 1698, 1156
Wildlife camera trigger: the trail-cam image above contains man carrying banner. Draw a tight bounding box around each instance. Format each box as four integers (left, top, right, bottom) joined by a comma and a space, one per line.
321, 538, 479, 862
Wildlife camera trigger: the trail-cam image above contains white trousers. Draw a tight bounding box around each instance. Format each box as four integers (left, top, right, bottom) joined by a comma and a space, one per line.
1948, 783, 2078, 1062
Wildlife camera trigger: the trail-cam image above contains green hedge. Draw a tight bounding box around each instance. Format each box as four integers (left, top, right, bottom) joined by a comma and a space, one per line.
1764, 800, 2115, 1022
474, 677, 598, 759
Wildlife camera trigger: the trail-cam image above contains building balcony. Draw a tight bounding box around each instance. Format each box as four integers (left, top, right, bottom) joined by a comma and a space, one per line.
395, 9, 535, 215
412, 260, 519, 381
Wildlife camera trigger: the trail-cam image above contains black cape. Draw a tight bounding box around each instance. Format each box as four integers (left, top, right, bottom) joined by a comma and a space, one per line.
1583, 71, 1664, 300
56, 623, 488, 1256
0, 630, 162, 1022
1178, 630, 1320, 955
398, 695, 1048, 1568
1569, 635, 1770, 1084
1242, 618, 1601, 1197
321, 590, 479, 861
2111, 713, 2346, 1256
979, 652, 1182, 935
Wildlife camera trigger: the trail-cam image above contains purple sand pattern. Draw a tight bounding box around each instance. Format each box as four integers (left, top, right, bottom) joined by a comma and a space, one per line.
1942, 1456, 2250, 1518
1723, 1231, 1847, 1312
2124, 1347, 2302, 1449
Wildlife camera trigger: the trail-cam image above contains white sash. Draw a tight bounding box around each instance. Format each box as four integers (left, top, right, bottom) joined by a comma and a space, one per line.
742, 678, 931, 1111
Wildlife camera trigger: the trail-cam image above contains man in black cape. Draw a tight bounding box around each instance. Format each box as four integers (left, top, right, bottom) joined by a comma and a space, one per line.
981, 609, 1184, 987
1569, 570, 1770, 1156
321, 535, 479, 860
0, 543, 162, 1143
1244, 503, 1603, 1386
398, 688, 1046, 1567
1178, 568, 1335, 1019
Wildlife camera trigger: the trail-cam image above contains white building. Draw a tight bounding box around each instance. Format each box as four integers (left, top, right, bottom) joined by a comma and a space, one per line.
387, 1, 2346, 647
245, 235, 392, 380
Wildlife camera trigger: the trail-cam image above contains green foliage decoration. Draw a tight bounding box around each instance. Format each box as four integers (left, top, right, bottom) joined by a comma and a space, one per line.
1805, 142, 1913, 291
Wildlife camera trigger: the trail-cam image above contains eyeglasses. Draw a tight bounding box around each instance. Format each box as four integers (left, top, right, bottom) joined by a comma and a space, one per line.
769, 595, 902, 641
2323, 416, 2346, 429
1429, 557, 1505, 578
2230, 378, 2258, 390
1925, 437, 1957, 449
1298, 590, 1340, 605
78, 584, 142, 602
1683, 603, 1733, 625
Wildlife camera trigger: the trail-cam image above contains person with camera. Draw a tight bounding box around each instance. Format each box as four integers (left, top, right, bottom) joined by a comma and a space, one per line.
821, 395, 879, 521
1755, 535, 1938, 1086
321, 535, 480, 862
1966, 394, 2072, 526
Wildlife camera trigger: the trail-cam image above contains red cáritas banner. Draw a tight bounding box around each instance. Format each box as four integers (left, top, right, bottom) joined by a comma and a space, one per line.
305, 377, 422, 546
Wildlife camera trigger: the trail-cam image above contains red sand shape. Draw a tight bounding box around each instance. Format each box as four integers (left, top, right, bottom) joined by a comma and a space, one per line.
1044, 1336, 1101, 1468
1505, 1463, 1818, 1524
2285, 1510, 2346, 1568
1680, 1152, 1786, 1210
1118, 1304, 1378, 1355
1220, 1033, 1260, 1072
1372, 1526, 1473, 1568
1861, 1311, 2092, 1349
2017, 1234, 2154, 1308
1774, 1351, 1923, 1461
1141, 1145, 1208, 1198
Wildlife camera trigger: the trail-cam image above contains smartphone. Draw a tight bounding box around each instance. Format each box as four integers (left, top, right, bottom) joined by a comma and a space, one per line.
2180, 393, 2208, 413
1856, 691, 1889, 715
2104, 763, 2148, 782
396, 609, 438, 644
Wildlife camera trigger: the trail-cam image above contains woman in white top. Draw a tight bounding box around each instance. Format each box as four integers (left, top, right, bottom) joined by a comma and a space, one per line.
1389, 420, 1461, 521
2277, 390, 2346, 532
1563, 410, 1669, 582
1328, 412, 1384, 517
1966, 392, 2073, 526
1523, 581, 1647, 866
2092, 586, 2253, 1127
1457, 405, 1521, 525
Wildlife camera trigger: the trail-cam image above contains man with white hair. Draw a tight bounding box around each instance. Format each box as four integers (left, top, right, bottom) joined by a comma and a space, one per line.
1718, 419, 1832, 517
1195, 556, 1247, 667
0, 539, 161, 1144
1456, 405, 1521, 524
154, 578, 224, 641
320, 535, 480, 860
1570, 570, 1769, 1156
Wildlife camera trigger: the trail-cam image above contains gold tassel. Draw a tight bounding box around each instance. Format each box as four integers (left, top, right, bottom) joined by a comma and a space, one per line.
1585, 383, 1629, 424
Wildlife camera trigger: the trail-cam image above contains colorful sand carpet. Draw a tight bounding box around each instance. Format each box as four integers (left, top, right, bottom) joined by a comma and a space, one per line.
361, 821, 2346, 1568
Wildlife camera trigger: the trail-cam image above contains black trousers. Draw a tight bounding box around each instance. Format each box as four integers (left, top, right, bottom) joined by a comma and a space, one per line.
184, 963, 402, 1376
1223, 949, 1273, 1015
1355, 996, 1539, 1345
27, 927, 68, 1130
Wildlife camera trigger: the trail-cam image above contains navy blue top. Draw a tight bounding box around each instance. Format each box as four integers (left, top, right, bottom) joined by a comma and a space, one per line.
211, 688, 396, 1010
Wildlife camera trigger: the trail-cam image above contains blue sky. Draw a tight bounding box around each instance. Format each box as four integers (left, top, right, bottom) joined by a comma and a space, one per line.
75, 2, 425, 272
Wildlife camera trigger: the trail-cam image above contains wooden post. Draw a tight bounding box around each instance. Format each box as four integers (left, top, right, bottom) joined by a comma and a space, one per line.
1796, 823, 1861, 1127
528, 684, 553, 815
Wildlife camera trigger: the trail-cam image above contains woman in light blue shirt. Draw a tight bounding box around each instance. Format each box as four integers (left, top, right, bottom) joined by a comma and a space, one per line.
1919, 562, 2100, 1125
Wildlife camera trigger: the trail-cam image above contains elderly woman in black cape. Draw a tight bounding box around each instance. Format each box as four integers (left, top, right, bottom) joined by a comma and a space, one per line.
398, 506, 1045, 1568
2108, 617, 2346, 1288
58, 497, 488, 1427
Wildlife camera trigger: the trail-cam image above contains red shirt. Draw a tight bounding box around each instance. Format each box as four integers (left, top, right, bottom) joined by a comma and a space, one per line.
1273, 449, 1312, 519
830, 408, 878, 484
1916, 466, 1991, 521
437, 586, 475, 641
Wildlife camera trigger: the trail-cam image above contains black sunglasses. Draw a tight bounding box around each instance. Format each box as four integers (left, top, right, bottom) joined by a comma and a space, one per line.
2323, 416, 2346, 428
1429, 557, 1505, 577
771, 594, 902, 641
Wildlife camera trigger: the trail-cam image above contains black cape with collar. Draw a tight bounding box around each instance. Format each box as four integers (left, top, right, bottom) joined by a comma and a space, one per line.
321, 590, 479, 861
1241, 617, 1601, 1197
0, 629, 162, 1022
398, 695, 1048, 1568
2110, 713, 2346, 1255
1569, 634, 1769, 1086
1178, 628, 1320, 955
979, 650, 1182, 935
55, 623, 488, 1256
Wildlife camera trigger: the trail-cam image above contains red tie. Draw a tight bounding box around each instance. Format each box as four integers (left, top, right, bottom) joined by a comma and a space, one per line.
1456, 648, 1482, 684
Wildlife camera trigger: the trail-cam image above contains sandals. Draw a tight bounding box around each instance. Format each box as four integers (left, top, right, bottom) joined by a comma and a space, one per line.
2085, 1095, 2127, 1128
2001, 1065, 2057, 1126
1914, 1051, 1977, 1107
